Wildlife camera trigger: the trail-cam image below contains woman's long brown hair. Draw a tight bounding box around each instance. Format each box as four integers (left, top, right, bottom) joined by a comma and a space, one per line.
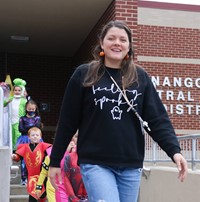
83, 20, 138, 89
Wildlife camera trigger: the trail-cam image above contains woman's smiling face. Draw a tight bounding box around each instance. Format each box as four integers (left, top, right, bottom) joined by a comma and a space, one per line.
101, 27, 130, 68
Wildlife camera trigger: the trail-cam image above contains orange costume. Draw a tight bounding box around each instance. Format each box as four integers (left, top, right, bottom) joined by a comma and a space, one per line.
14, 142, 51, 199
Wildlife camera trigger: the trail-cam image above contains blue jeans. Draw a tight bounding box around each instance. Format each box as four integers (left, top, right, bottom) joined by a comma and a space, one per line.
80, 164, 142, 202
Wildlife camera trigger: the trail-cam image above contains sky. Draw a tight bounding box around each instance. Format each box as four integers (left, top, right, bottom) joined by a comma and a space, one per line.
144, 0, 200, 5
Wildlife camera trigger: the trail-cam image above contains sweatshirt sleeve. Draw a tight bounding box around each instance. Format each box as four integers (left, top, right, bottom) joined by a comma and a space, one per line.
50, 66, 85, 167
141, 70, 181, 159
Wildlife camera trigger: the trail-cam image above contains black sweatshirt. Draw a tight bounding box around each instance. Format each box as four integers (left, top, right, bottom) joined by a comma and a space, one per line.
50, 64, 181, 168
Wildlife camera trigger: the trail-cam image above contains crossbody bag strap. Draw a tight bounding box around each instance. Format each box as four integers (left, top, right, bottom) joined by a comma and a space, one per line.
105, 68, 151, 134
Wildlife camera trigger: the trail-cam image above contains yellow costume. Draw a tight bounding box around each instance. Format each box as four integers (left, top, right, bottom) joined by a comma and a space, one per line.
36, 154, 55, 202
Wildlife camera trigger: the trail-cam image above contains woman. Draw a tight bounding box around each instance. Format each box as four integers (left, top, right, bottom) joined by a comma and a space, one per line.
49, 20, 187, 202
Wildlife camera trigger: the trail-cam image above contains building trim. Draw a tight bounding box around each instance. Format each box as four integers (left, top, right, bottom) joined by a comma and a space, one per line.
175, 129, 200, 135
138, 7, 200, 28
137, 56, 200, 65
138, 0, 200, 12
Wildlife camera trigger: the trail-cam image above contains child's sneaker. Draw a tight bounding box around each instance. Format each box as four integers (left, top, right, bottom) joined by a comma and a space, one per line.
21, 179, 27, 186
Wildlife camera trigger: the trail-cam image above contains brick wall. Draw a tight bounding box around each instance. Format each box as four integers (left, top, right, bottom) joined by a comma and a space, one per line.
137, 24, 200, 129
139, 62, 200, 130
137, 1, 200, 133
137, 25, 200, 58
115, 0, 138, 56
0, 53, 6, 81
74, 0, 116, 65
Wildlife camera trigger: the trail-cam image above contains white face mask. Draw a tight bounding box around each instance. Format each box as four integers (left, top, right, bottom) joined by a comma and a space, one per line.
14, 95, 21, 98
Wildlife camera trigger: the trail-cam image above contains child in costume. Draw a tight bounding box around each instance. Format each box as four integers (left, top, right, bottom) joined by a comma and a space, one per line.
35, 133, 78, 202
55, 150, 69, 202
17, 99, 42, 185
35, 146, 56, 202
0, 82, 11, 146
12, 127, 51, 202
58, 132, 88, 202
55, 132, 78, 202
10, 78, 27, 150
63, 145, 88, 202
18, 99, 41, 145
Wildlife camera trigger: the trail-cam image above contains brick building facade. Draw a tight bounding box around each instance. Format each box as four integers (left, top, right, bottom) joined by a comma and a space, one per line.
1, 0, 200, 142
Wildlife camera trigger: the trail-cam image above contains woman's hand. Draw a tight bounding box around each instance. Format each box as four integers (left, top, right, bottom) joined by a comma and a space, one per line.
48, 167, 62, 190
173, 153, 188, 182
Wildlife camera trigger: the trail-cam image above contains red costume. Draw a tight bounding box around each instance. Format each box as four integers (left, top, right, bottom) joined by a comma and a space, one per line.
14, 142, 51, 199
63, 151, 88, 202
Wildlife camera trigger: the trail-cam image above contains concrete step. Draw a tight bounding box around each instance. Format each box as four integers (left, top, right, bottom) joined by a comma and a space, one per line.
9, 161, 47, 202
10, 195, 29, 202
10, 184, 29, 202
10, 184, 27, 195
10, 162, 29, 202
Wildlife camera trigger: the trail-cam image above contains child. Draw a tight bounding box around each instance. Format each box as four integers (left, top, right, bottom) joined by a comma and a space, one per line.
60, 132, 88, 202
17, 99, 42, 185
55, 133, 78, 202
9, 78, 27, 150
12, 127, 51, 202
63, 145, 88, 202
18, 99, 41, 145
35, 133, 79, 202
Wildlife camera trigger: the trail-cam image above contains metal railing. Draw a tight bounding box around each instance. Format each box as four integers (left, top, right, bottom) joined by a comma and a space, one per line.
0, 87, 16, 178
0, 86, 12, 152
144, 133, 200, 170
